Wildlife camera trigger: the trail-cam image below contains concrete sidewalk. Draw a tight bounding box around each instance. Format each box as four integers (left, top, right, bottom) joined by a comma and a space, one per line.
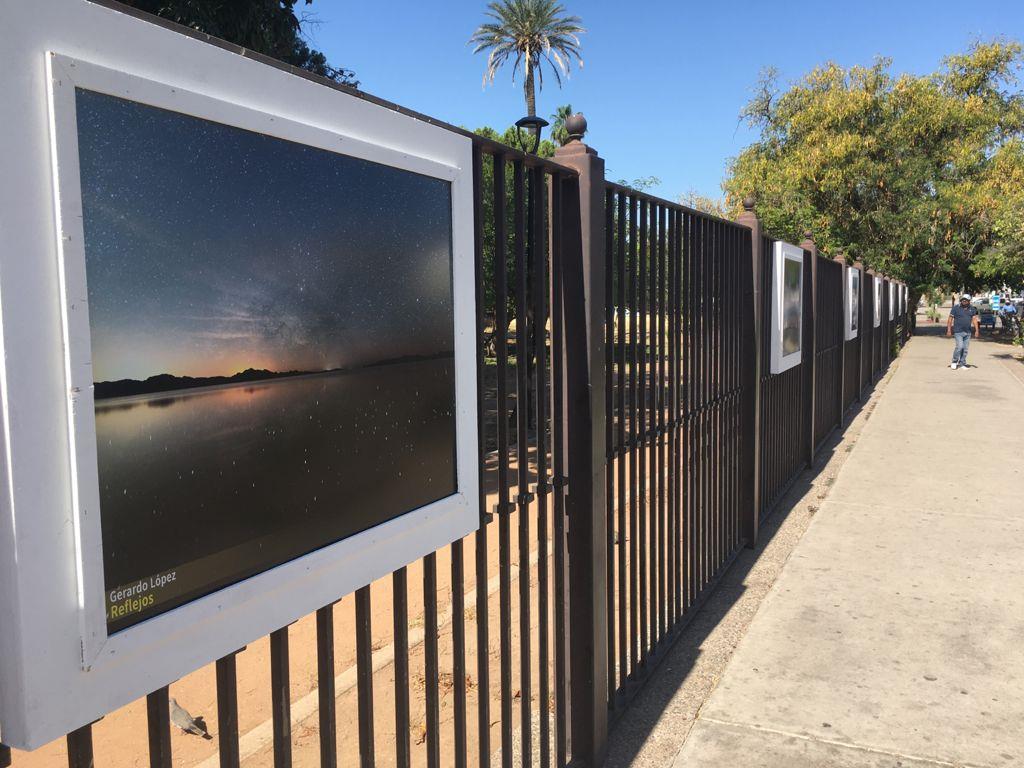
673, 329, 1024, 768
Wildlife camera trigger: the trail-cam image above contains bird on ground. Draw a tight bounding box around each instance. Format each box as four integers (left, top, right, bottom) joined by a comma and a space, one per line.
170, 697, 212, 739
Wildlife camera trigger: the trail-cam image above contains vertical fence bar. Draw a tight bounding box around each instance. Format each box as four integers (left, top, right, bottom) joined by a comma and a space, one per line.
146, 687, 172, 768
451, 540, 468, 768
216, 653, 241, 768
392, 570, 411, 768
801, 234, 818, 466
637, 197, 648, 665
468, 143, 489, 768
550, 172, 569, 767
628, 193, 639, 675
736, 200, 762, 545
615, 189, 627, 695
316, 605, 338, 768
471, 145, 491, 768
355, 586, 375, 768
512, 158, 533, 768
269, 628, 291, 768
423, 554, 441, 768
491, 153, 514, 768
66, 726, 94, 768
531, 164, 551, 768
603, 186, 616, 710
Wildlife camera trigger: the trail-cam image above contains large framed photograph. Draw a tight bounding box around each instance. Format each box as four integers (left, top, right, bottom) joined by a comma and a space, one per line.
844, 266, 860, 341
769, 241, 804, 374
0, 2, 477, 747
873, 276, 883, 328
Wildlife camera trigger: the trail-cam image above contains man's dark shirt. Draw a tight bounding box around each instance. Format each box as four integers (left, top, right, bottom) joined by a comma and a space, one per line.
950, 304, 978, 334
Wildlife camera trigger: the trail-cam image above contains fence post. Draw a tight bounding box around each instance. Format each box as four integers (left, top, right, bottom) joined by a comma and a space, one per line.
553, 115, 609, 768
799, 232, 818, 465
857, 263, 869, 399
834, 253, 847, 427
736, 197, 762, 546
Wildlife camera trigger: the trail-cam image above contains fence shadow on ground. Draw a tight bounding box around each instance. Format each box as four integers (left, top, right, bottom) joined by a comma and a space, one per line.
601, 362, 893, 768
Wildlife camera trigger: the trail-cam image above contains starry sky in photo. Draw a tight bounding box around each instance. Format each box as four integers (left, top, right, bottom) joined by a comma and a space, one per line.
74, 88, 454, 383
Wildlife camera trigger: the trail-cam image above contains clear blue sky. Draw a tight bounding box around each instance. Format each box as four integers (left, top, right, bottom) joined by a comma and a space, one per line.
304, 0, 1024, 202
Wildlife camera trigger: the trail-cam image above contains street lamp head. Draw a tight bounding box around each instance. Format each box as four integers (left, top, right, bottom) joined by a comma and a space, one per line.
514, 115, 550, 154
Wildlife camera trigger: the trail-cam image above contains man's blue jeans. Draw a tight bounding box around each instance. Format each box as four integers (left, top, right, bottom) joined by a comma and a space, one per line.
952, 331, 971, 365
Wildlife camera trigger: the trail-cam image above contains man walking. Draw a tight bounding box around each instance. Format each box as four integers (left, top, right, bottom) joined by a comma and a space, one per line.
946, 294, 980, 369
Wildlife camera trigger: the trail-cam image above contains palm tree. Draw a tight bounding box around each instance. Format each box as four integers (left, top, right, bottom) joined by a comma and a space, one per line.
470, 0, 584, 119
550, 103, 573, 145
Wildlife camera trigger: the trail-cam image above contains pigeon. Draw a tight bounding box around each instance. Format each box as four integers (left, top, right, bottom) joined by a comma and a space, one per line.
169, 698, 212, 739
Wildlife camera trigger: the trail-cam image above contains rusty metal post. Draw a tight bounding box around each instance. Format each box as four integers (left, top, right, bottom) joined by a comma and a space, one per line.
553, 114, 608, 768
736, 197, 762, 545
799, 232, 818, 465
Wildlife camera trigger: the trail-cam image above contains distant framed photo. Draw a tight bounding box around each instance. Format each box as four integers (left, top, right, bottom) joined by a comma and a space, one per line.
844, 267, 860, 341
873, 276, 883, 328
770, 241, 803, 374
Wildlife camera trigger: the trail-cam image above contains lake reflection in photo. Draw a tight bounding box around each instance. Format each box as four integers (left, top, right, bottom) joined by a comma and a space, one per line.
97, 358, 455, 630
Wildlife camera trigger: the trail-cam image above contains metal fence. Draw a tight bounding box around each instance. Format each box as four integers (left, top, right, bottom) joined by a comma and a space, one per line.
1, 8, 916, 768
602, 185, 751, 716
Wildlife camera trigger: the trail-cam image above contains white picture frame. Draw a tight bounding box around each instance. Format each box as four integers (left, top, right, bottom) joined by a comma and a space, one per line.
873, 276, 883, 328
0, 2, 478, 748
844, 266, 860, 341
769, 241, 804, 374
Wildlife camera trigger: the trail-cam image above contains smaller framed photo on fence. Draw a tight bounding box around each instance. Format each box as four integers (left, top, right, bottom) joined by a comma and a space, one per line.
873, 276, 883, 328
844, 266, 860, 341
769, 241, 804, 374
889, 282, 896, 320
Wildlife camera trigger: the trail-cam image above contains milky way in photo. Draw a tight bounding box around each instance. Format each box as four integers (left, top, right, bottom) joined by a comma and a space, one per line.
74, 88, 454, 383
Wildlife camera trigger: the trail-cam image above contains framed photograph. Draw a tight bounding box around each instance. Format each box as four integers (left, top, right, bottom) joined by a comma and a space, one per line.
769, 241, 804, 374
873, 276, 883, 328
844, 267, 860, 341
0, 1, 477, 747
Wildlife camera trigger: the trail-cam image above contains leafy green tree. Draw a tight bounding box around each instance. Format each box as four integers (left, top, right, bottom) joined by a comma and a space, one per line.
122, 0, 357, 85
470, 0, 584, 118
723, 42, 1024, 312
680, 189, 729, 218
474, 125, 557, 335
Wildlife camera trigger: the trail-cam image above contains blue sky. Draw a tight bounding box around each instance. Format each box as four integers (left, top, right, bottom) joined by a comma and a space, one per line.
304, 0, 1024, 202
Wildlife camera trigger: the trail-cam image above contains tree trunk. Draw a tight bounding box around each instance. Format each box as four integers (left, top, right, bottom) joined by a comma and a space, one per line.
524, 59, 536, 117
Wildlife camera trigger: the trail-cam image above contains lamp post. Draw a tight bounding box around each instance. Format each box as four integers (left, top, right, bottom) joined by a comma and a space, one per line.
514, 115, 549, 154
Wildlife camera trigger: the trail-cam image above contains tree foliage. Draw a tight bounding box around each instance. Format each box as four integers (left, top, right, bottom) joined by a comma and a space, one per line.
470, 0, 584, 118
122, 0, 357, 85
474, 126, 558, 330
723, 41, 1024, 300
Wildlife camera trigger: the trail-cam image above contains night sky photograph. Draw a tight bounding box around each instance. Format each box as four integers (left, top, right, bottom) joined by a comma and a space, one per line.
74, 88, 458, 631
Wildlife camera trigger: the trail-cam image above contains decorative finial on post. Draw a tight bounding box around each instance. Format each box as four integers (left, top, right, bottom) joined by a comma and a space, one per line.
742, 195, 756, 212
800, 229, 816, 253
565, 113, 587, 143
